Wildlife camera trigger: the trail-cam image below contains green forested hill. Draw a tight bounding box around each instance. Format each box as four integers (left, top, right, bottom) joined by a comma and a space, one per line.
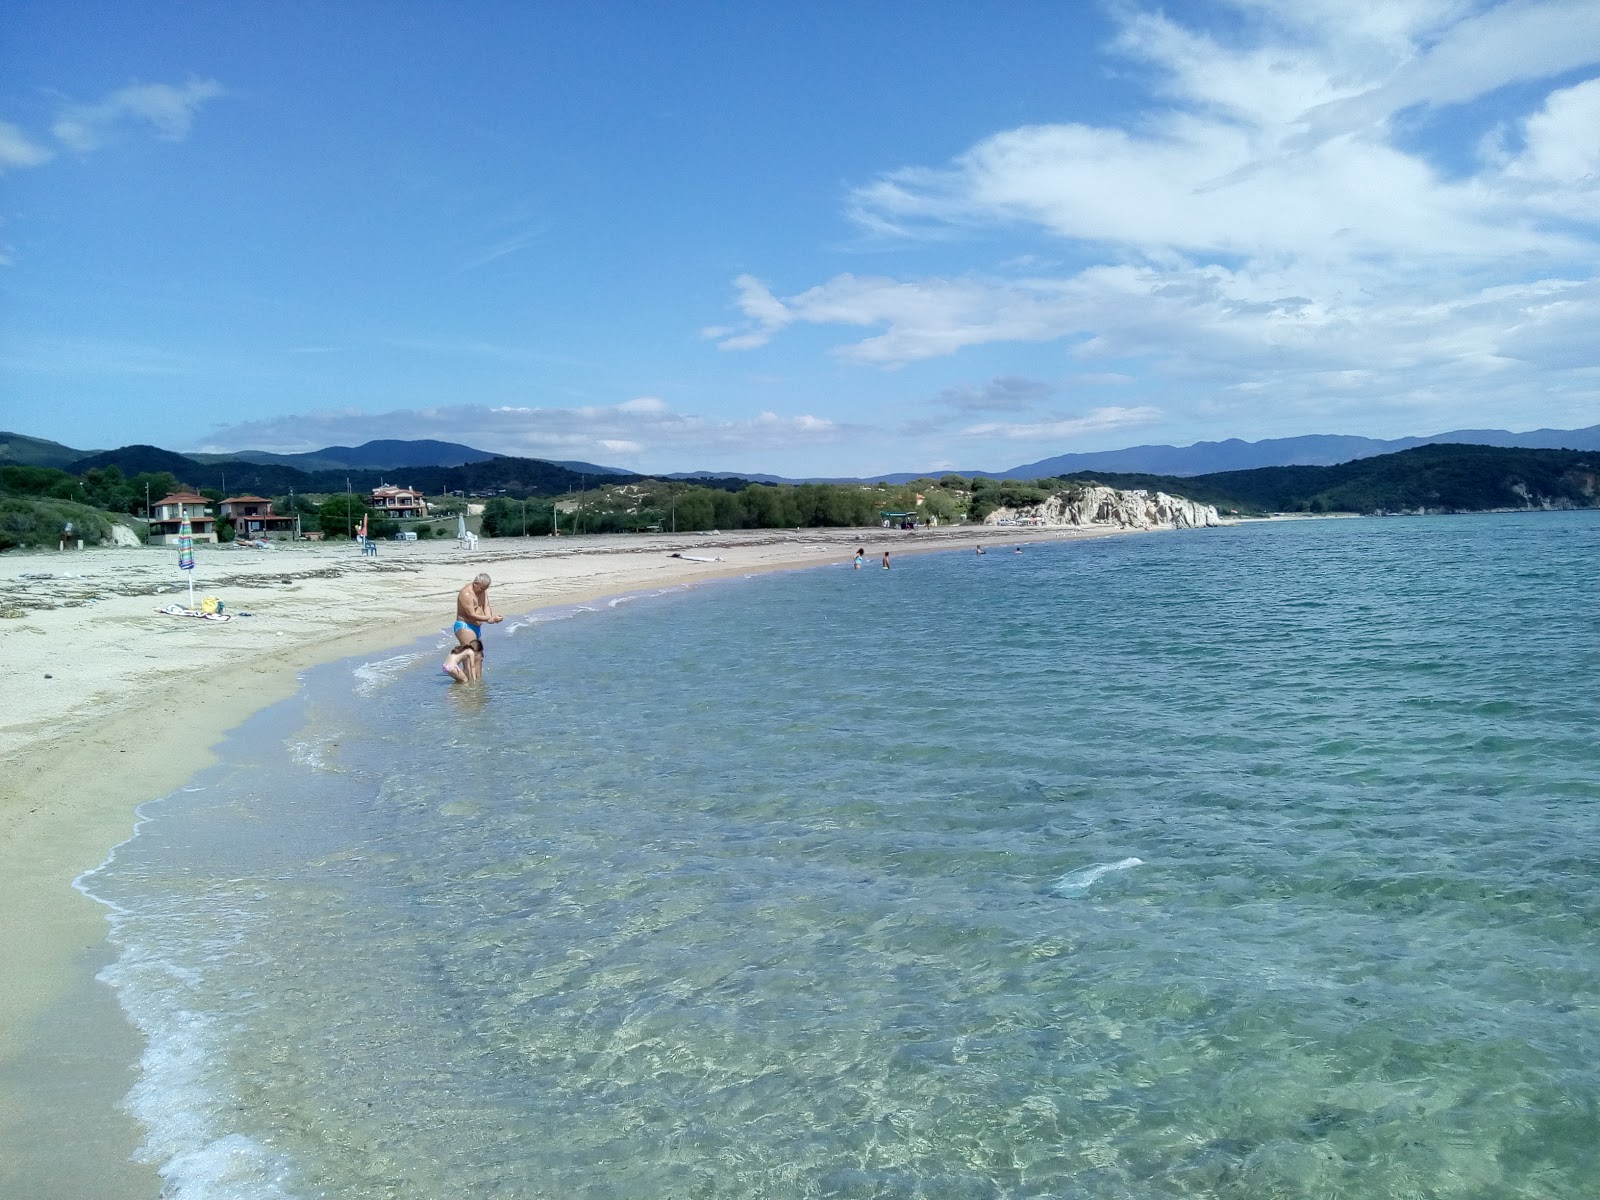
12, 438, 1600, 519
0, 431, 96, 468
1056, 444, 1600, 515
61, 447, 628, 498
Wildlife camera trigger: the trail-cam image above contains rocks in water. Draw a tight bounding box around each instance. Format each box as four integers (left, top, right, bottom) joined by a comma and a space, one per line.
985, 485, 1221, 530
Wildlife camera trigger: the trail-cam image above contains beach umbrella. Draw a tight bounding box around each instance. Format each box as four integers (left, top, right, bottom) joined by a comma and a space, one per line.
177, 511, 196, 609
358, 512, 369, 543
457, 513, 467, 544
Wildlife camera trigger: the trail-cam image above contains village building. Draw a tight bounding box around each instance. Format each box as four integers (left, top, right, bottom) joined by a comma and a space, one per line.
218, 495, 299, 539
147, 492, 218, 545
368, 484, 429, 519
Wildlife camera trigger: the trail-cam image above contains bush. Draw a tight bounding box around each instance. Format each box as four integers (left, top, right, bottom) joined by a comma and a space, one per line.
0, 497, 114, 550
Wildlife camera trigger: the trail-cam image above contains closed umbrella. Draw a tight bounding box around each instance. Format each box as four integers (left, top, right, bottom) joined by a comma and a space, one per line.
177, 511, 196, 609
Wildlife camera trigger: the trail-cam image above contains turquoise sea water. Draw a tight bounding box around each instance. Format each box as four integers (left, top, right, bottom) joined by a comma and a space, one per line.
85, 513, 1600, 1199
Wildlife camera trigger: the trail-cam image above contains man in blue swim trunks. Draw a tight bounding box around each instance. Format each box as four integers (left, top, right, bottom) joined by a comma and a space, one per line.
455, 572, 503, 656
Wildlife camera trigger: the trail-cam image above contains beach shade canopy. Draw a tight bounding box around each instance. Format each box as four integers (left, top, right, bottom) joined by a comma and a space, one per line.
177, 512, 196, 607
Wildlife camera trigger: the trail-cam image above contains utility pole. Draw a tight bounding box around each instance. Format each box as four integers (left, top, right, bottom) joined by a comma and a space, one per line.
521, 498, 527, 537
578, 475, 586, 535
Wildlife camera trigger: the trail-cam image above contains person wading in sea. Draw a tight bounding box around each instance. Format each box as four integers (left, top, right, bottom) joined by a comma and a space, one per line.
455, 573, 504, 667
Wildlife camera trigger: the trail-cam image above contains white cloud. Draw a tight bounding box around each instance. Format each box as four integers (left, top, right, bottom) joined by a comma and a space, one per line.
618, 395, 668, 414
960, 406, 1163, 441
0, 120, 53, 171
194, 397, 857, 465
52, 79, 223, 153
708, 1, 1600, 432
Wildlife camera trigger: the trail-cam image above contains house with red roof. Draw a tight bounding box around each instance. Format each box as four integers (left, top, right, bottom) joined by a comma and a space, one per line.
218, 495, 298, 538
368, 484, 429, 520
148, 493, 217, 544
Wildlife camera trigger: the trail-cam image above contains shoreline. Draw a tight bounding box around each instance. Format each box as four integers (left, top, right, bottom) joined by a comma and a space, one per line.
0, 521, 1139, 1195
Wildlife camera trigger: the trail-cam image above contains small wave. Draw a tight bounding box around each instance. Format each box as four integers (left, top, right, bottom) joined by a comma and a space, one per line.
100, 947, 298, 1200
287, 734, 341, 772
352, 651, 431, 696
1052, 857, 1143, 896
607, 594, 639, 608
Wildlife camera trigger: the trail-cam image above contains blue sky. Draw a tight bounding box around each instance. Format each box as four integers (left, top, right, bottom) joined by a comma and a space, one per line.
3, 1, 1598, 476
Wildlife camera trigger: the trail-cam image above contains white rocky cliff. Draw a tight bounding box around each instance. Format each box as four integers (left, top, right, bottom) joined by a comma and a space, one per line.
984, 485, 1220, 530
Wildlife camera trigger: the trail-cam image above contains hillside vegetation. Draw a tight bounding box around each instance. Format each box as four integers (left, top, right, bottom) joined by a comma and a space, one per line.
3, 440, 1597, 549
1062, 444, 1600, 515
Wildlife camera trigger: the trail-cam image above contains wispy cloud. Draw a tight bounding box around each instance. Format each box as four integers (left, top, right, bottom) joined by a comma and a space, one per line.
959, 406, 1163, 441
0, 77, 223, 184
708, 1, 1600, 429
51, 79, 224, 153
458, 225, 550, 272
194, 397, 863, 466
0, 120, 52, 172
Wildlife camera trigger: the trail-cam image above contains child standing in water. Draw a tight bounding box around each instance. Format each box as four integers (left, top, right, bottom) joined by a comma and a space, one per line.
882, 551, 891, 570
854, 547, 864, 569
442, 638, 484, 684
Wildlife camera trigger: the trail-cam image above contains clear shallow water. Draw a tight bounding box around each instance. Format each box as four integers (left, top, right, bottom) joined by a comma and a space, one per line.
85, 514, 1600, 1199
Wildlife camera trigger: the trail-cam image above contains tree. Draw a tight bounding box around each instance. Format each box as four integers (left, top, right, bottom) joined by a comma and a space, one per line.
318, 492, 373, 539
711, 489, 744, 530
673, 488, 716, 531
1, 466, 75, 497
922, 489, 960, 522
481, 496, 554, 536
274, 492, 320, 531
130, 472, 181, 515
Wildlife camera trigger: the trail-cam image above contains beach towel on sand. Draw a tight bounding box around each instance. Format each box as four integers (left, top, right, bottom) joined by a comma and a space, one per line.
157, 604, 232, 622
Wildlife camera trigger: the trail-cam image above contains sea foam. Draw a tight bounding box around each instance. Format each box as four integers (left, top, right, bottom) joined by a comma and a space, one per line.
1051, 857, 1144, 896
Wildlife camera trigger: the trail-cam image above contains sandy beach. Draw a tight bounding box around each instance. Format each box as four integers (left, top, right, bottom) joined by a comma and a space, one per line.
0, 521, 1132, 1197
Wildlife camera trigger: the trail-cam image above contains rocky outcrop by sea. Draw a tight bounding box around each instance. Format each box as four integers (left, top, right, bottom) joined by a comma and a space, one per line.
984, 486, 1220, 530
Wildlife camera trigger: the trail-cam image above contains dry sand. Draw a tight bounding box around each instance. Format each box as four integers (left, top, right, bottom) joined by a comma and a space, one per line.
0, 522, 1125, 1196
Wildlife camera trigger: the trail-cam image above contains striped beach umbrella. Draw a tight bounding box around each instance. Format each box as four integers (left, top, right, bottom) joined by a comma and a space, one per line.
177, 511, 196, 608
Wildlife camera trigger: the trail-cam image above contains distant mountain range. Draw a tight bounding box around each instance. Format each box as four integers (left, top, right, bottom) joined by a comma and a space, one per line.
993, 424, 1600, 480
4, 422, 1598, 484
5, 429, 1597, 517
187, 439, 497, 472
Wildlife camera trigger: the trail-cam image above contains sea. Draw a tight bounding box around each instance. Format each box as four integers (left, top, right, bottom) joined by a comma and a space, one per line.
81, 512, 1600, 1199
